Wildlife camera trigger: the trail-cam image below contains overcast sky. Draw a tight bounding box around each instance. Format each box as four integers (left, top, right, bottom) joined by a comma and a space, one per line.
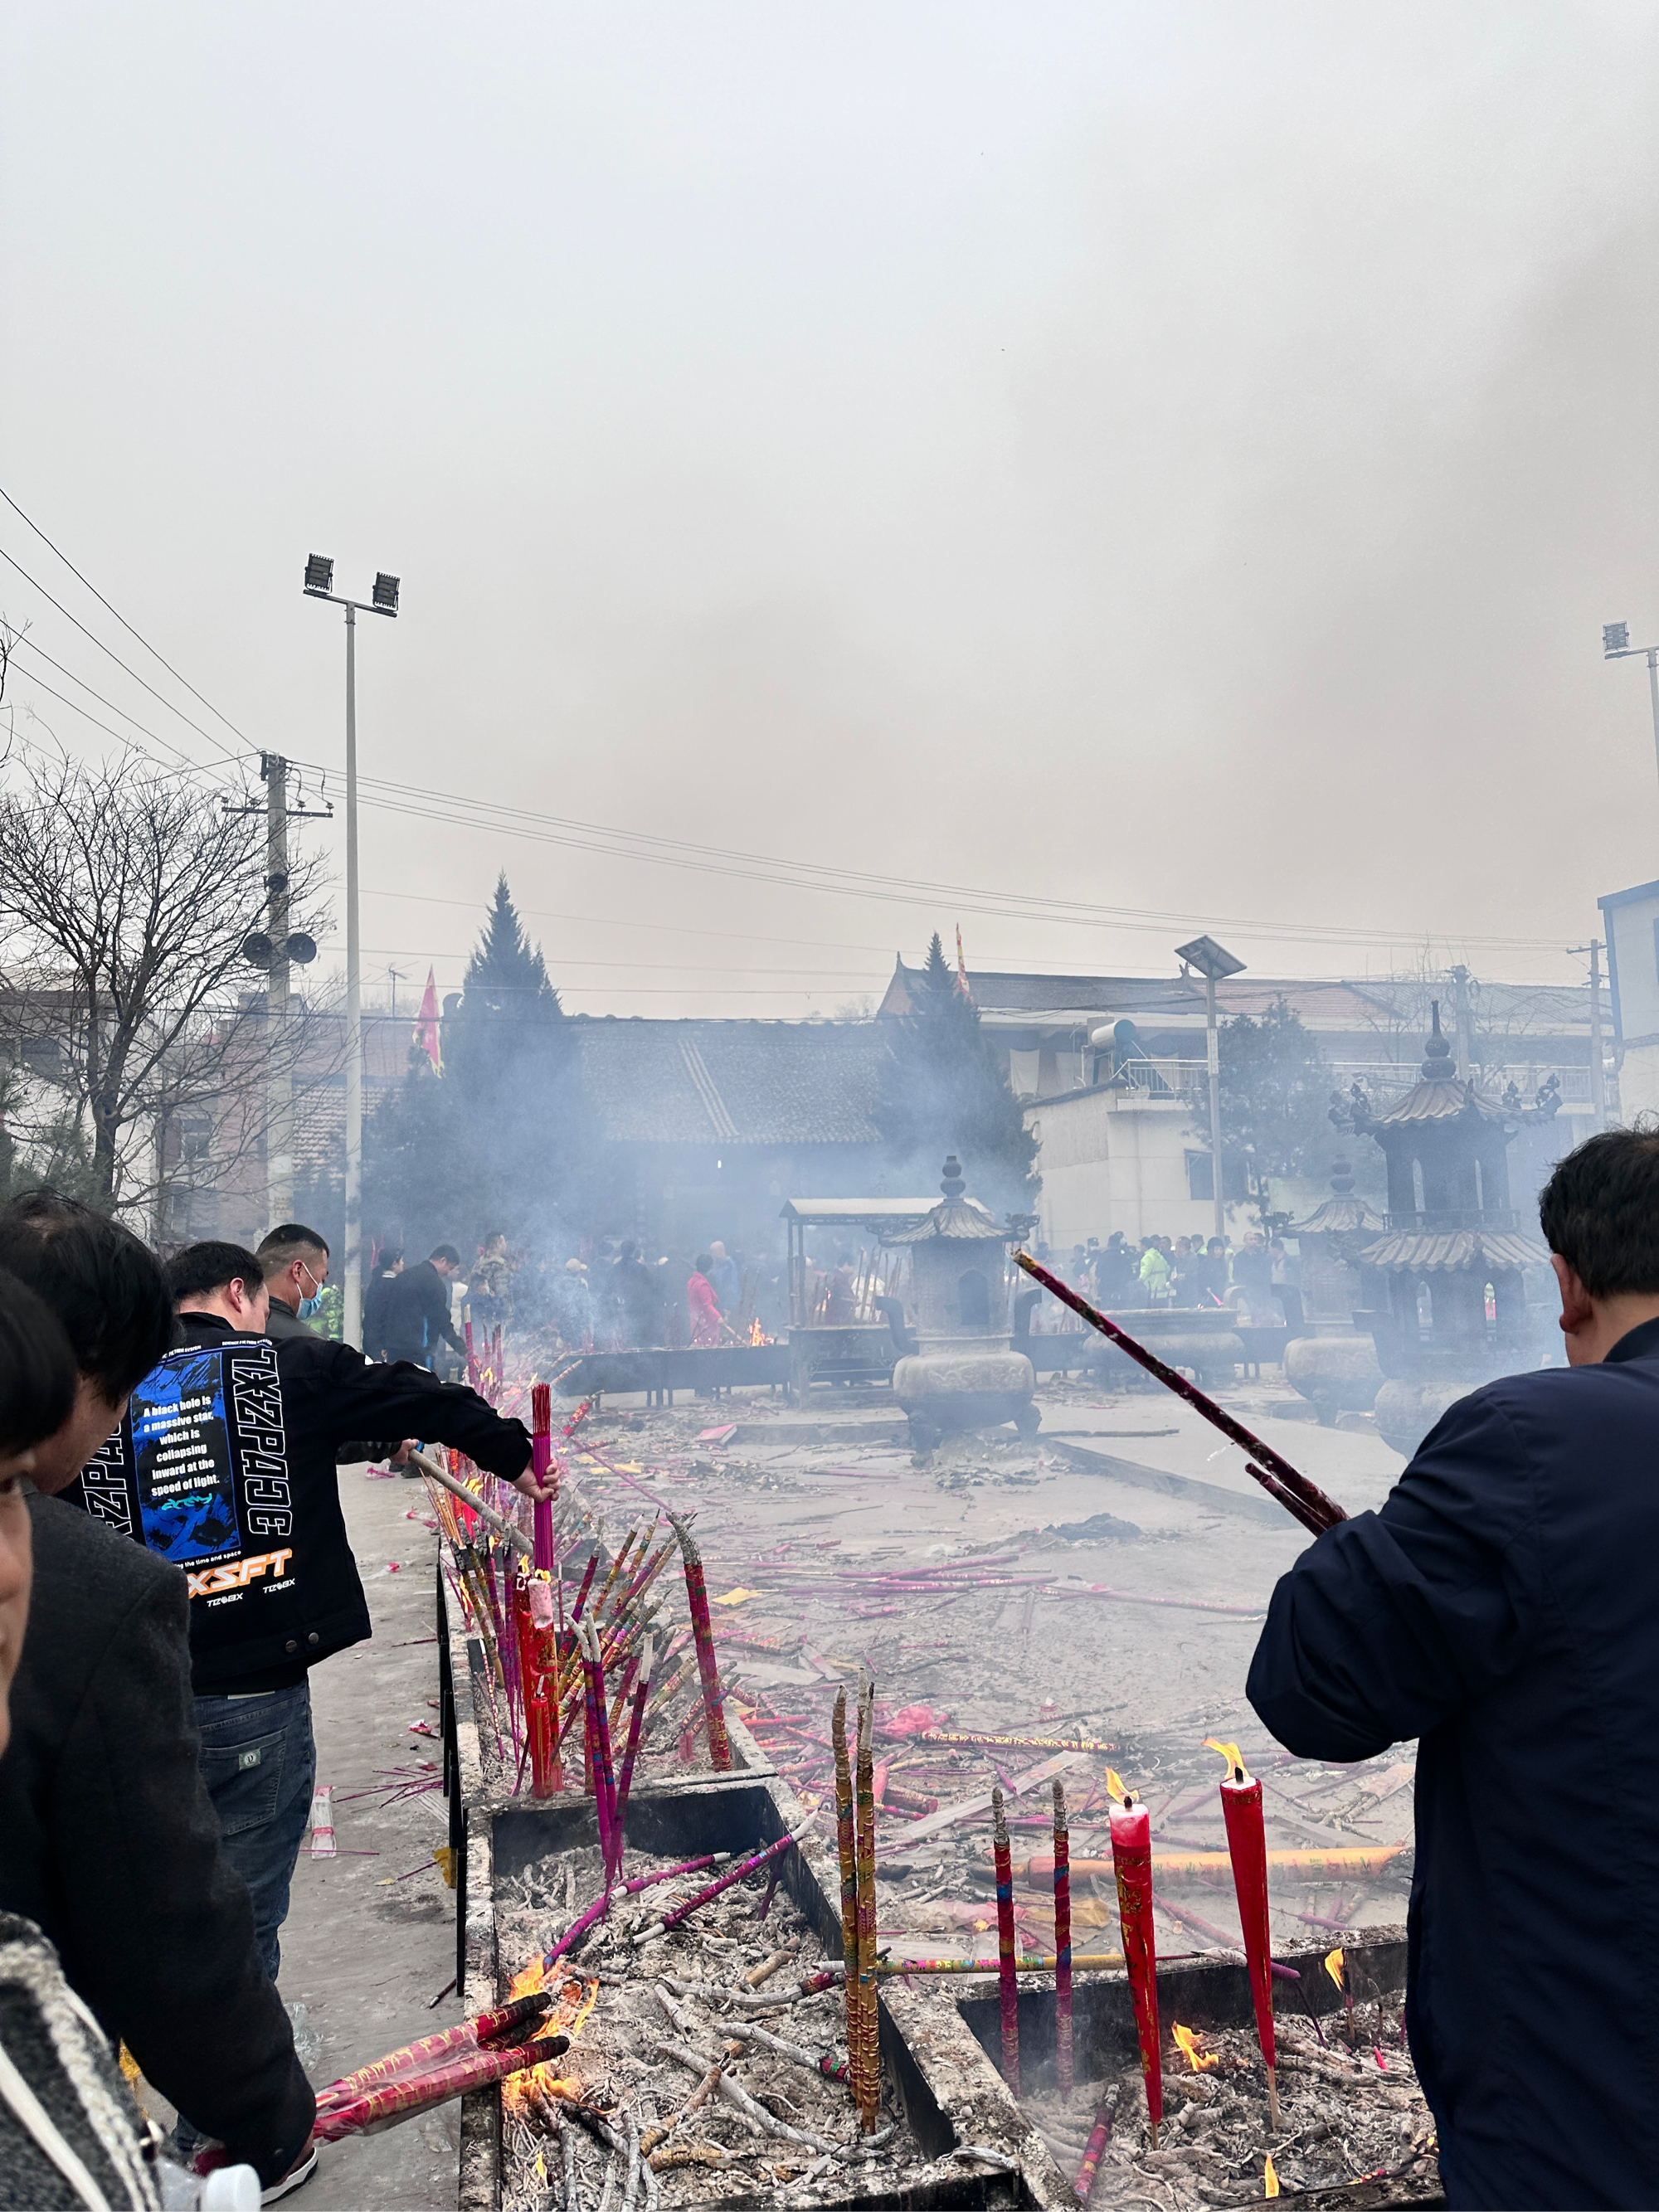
4, 3, 1657, 1018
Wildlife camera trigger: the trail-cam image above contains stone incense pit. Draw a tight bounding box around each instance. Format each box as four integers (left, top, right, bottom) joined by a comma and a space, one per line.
456, 1772, 1071, 2210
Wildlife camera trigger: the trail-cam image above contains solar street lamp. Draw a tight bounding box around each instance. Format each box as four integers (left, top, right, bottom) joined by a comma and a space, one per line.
1603, 620, 1659, 797
1176, 934, 1246, 1242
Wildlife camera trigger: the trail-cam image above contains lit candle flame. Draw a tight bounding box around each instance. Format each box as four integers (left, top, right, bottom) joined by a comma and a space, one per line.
1204, 1736, 1249, 1782
1104, 1767, 1131, 1805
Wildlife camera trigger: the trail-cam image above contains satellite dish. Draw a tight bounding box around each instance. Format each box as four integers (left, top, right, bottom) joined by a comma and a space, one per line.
285, 933, 319, 966
241, 932, 272, 970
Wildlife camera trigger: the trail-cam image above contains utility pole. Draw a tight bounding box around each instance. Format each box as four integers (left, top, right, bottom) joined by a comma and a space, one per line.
231, 755, 328, 1234
1175, 933, 1247, 1243
303, 558, 399, 1350
1569, 940, 1608, 1128
1449, 965, 1473, 1084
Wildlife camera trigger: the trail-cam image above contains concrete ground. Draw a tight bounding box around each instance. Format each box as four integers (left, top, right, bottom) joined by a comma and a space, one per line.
257, 1363, 1415, 2210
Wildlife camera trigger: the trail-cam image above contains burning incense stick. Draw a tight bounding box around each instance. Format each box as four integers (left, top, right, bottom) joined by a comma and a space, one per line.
1073, 2086, 1117, 2205
830, 1689, 862, 2111
581, 1618, 619, 1874
1207, 1739, 1281, 2129
1018, 1844, 1405, 1884
314, 1993, 553, 2110
854, 1680, 880, 2131
919, 1729, 1119, 1756
632, 1826, 815, 1946
1109, 1783, 1163, 2148
415, 1449, 533, 1558
530, 1383, 556, 1572
990, 1787, 1021, 2095
670, 1514, 732, 1770
608, 1635, 654, 1882
1053, 1777, 1073, 2104
313, 2029, 571, 2138
1013, 1252, 1347, 1535
539, 1855, 728, 1972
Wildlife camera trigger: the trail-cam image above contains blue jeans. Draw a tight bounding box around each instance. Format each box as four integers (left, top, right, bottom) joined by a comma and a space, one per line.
192, 1681, 316, 1985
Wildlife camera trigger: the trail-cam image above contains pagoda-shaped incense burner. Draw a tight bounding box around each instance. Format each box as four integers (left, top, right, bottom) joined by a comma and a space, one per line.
1281, 1158, 1387, 1423
1340, 1003, 1556, 1454
883, 1155, 1038, 1454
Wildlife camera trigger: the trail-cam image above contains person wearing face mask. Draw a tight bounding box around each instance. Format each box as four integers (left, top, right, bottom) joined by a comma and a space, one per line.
255, 1224, 331, 1341
0, 1194, 316, 2200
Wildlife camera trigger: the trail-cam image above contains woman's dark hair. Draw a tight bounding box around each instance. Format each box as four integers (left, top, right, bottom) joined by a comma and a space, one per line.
1539, 1125, 1659, 1297
0, 1192, 173, 1402
0, 1266, 79, 1451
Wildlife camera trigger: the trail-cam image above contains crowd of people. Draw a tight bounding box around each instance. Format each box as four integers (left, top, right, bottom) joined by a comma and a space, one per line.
1027, 1227, 1305, 1330
0, 1196, 554, 2203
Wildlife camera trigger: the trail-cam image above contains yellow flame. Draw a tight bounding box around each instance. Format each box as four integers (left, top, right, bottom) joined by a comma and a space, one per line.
1171, 2024, 1219, 2073
1204, 1737, 1248, 1781
1324, 1946, 1345, 1992
499, 1965, 601, 2122
1264, 2152, 1280, 2198
1103, 1767, 1131, 1805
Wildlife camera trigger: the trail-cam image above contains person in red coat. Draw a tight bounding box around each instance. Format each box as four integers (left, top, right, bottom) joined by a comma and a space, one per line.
686, 1254, 722, 1347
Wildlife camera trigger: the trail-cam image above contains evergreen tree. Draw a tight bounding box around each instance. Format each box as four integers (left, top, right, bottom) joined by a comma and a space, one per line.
1209, 996, 1332, 1196
366, 875, 606, 1258
875, 932, 1039, 1214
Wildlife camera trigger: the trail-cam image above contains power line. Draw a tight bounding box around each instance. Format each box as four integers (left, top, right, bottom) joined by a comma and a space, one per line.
0, 484, 257, 752
0, 541, 248, 771
7, 636, 239, 780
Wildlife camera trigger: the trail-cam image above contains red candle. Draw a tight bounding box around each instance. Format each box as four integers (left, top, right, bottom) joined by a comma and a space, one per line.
523, 1576, 562, 1797
1208, 1738, 1279, 2130
1108, 1783, 1163, 2146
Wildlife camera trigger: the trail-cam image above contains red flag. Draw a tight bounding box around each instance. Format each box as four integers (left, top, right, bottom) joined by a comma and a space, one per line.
414, 968, 442, 1073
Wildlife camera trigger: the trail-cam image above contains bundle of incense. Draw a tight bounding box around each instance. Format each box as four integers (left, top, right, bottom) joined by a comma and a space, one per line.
669, 1514, 732, 1770
523, 1577, 562, 1797
632, 1826, 814, 1946
530, 1383, 556, 1571
1013, 1251, 1348, 1536
880, 1783, 939, 1817
1053, 1777, 1073, 2103
313, 2030, 570, 2139
1073, 2087, 1117, 2205
805, 1952, 1126, 1982
314, 1993, 552, 2111
854, 1680, 879, 2131
830, 1689, 861, 2107
1209, 1739, 1280, 2126
990, 1788, 1020, 2094
607, 1634, 654, 1881
1109, 1787, 1164, 2147
416, 1450, 533, 1558
580, 1618, 618, 1868
539, 1853, 727, 1971
919, 1730, 1118, 1756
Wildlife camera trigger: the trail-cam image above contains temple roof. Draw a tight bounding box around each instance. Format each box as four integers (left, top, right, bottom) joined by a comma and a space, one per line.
572, 1018, 884, 1146
1288, 1194, 1386, 1237
884, 1156, 1011, 1243
1359, 1228, 1544, 1274
1366, 1002, 1508, 1127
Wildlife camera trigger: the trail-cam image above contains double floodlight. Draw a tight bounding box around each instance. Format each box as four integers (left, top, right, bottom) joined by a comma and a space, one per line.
1605, 622, 1631, 657
1175, 933, 1247, 983
301, 555, 400, 615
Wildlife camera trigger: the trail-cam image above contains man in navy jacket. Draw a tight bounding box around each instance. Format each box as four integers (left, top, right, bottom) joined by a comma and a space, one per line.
1248, 1127, 1659, 2208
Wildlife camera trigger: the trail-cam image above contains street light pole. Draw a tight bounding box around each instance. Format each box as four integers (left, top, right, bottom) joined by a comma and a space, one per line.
1175, 933, 1247, 1246
304, 557, 399, 1349
1602, 623, 1659, 795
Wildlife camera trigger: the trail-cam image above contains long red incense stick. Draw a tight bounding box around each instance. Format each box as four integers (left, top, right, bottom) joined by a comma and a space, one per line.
313, 2030, 570, 2139
1053, 1777, 1073, 2104
1109, 1787, 1163, 2147
523, 1578, 561, 1797
607, 1634, 655, 1882
670, 1513, 732, 1770
632, 1826, 812, 1945
313, 1993, 552, 2110
1073, 2087, 1117, 2205
569, 1550, 600, 1622
529, 1383, 555, 1570
991, 1787, 1020, 2096
920, 1729, 1119, 1756
1013, 1252, 1346, 1536
581, 1619, 618, 1874
799, 1952, 1125, 1990
577, 1621, 612, 1870
1207, 1739, 1281, 2127
830, 1689, 862, 2113
854, 1680, 880, 2130
539, 1854, 724, 1972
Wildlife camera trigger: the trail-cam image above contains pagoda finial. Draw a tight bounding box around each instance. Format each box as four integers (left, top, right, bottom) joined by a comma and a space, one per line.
940, 1155, 966, 1198
1422, 1000, 1455, 1082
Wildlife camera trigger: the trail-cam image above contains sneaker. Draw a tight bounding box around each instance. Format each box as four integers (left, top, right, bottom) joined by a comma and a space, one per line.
261, 2146, 319, 2204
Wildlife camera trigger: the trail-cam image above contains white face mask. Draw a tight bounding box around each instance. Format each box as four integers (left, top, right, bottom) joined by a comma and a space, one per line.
296, 1259, 325, 1320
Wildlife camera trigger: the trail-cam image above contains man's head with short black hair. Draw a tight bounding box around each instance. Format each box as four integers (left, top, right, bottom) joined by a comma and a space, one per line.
0, 1190, 175, 1491
430, 1244, 461, 1271
257, 1222, 330, 1315
1540, 1127, 1659, 1298
168, 1242, 270, 1329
